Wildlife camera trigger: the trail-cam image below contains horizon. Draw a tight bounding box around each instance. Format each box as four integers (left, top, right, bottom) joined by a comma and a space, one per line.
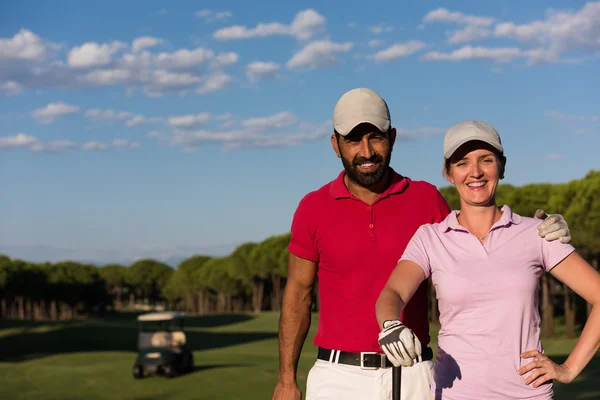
2, 1, 599, 265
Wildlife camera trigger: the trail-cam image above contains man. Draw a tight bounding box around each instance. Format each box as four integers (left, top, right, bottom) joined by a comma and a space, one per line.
271, 88, 572, 400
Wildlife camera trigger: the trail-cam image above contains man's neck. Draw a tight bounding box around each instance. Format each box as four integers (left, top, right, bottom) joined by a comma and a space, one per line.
343, 168, 392, 205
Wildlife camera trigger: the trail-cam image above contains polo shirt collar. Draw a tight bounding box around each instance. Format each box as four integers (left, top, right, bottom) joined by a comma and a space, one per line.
329, 167, 408, 200
438, 204, 522, 233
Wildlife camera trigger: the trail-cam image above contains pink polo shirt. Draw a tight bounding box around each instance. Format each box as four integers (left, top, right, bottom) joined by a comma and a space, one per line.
400, 205, 575, 400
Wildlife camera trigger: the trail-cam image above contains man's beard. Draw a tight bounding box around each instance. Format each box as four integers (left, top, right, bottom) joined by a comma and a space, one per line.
341, 152, 391, 188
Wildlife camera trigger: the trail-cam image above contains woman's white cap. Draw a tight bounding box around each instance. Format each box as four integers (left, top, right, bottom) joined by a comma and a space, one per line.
443, 120, 503, 159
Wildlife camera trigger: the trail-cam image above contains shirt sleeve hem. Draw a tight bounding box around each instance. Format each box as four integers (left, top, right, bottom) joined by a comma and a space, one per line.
399, 255, 430, 279
545, 247, 576, 273
288, 242, 319, 263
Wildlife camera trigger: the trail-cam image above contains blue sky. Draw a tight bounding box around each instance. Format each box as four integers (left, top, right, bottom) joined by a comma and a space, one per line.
1, 0, 599, 265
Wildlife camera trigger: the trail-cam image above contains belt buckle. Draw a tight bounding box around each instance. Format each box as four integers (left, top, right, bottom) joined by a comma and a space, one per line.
359, 352, 386, 370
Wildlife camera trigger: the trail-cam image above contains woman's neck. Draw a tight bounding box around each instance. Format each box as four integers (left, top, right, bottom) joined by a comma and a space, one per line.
457, 203, 503, 239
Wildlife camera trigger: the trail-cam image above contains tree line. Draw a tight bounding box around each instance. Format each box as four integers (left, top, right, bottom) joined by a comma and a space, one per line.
1, 170, 598, 339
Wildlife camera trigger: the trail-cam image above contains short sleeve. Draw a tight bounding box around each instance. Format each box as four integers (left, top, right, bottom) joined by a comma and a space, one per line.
541, 235, 576, 272
288, 196, 319, 263
431, 189, 451, 224
399, 226, 432, 279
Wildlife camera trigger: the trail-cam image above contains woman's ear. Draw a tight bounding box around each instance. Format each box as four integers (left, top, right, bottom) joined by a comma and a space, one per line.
499, 155, 507, 180
447, 167, 455, 185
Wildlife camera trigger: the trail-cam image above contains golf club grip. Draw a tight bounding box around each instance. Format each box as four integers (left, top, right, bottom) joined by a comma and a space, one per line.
392, 366, 401, 400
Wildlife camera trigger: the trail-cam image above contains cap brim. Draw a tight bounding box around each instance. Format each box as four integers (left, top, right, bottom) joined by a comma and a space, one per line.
444, 136, 503, 159
334, 116, 390, 136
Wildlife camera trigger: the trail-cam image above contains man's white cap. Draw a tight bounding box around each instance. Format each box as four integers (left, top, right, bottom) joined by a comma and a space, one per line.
333, 88, 391, 136
443, 120, 503, 160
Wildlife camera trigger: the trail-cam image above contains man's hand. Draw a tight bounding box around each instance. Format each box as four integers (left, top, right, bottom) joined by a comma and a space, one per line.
378, 320, 422, 367
535, 209, 571, 244
272, 380, 302, 400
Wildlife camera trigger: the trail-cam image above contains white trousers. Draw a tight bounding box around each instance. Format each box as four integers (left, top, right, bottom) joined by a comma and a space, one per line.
306, 358, 434, 400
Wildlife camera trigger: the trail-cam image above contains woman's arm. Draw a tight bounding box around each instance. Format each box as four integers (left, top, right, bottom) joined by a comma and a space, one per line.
375, 259, 426, 329
519, 251, 600, 387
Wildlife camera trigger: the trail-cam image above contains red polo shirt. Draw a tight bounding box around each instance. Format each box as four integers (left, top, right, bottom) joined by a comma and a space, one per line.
288, 168, 450, 353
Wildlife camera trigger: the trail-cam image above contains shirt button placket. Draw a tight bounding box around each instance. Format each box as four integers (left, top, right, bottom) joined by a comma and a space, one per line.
368, 205, 375, 240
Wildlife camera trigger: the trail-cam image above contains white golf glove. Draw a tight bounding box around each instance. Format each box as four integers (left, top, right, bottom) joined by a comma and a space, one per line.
378, 320, 422, 367
535, 209, 571, 244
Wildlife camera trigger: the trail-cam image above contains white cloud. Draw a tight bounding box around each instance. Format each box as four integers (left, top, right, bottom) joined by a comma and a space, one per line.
287, 40, 353, 69
132, 36, 164, 53
0, 81, 23, 96
30, 140, 78, 153
122, 47, 215, 70
85, 108, 132, 121
423, 8, 495, 27
0, 29, 238, 98
546, 153, 564, 160
396, 127, 446, 138
79, 68, 132, 86
369, 24, 393, 34
171, 120, 331, 151
0, 29, 60, 62
422, 45, 535, 63
112, 139, 141, 149
493, 2, 600, 63
125, 114, 162, 127
245, 61, 280, 80
216, 112, 233, 120
373, 41, 426, 63
368, 39, 384, 48
196, 9, 233, 22
168, 113, 211, 129
142, 70, 204, 97
211, 52, 239, 68
68, 41, 128, 68
148, 130, 168, 140
545, 110, 600, 122
423, 8, 495, 45
82, 141, 109, 151
0, 133, 37, 149
213, 9, 325, 41
31, 102, 80, 124
196, 72, 232, 94
447, 25, 491, 44
241, 111, 296, 131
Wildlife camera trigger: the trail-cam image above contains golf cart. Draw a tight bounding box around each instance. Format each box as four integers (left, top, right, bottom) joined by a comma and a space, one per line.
132, 311, 193, 379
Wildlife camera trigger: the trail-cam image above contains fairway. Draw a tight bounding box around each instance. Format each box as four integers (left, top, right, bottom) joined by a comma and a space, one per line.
0, 312, 598, 400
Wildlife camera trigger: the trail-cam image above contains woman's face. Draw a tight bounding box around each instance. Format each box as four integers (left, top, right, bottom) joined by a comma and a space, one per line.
447, 141, 504, 208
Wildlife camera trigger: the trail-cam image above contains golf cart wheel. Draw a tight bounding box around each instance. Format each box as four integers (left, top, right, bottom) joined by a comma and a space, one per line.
133, 365, 143, 379
163, 364, 176, 378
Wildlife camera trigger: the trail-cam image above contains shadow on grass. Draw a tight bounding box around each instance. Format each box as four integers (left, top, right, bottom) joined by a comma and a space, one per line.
183, 313, 255, 328
191, 363, 249, 373
0, 315, 276, 363
550, 354, 600, 399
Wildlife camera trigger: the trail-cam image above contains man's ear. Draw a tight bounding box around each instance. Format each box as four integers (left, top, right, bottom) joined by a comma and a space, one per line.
331, 133, 341, 158
388, 127, 396, 148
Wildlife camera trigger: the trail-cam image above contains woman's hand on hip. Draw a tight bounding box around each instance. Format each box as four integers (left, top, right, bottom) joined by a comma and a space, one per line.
518, 350, 577, 387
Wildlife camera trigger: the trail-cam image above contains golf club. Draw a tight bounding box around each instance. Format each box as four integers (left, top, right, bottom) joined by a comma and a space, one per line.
392, 365, 401, 400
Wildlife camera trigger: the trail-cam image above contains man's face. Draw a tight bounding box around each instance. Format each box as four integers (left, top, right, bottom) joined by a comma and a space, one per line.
332, 123, 395, 188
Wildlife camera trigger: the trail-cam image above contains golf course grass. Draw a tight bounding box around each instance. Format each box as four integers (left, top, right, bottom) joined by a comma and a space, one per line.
0, 312, 598, 399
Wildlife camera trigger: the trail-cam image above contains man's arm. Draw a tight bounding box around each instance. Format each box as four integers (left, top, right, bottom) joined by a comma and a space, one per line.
273, 253, 317, 397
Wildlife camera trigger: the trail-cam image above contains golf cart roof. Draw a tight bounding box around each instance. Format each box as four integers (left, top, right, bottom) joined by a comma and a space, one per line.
137, 311, 187, 322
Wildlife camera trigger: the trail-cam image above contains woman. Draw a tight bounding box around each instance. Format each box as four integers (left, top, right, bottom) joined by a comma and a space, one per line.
375, 120, 600, 399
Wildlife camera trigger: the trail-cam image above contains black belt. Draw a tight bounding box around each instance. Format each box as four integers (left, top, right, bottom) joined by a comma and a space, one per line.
317, 346, 433, 370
